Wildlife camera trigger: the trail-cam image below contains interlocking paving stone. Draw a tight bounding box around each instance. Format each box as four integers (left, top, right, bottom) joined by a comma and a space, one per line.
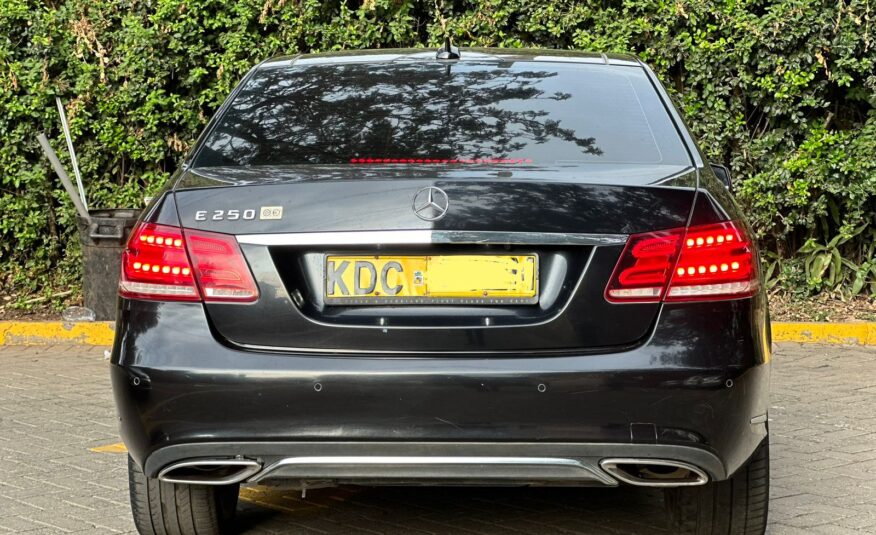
0, 342, 873, 533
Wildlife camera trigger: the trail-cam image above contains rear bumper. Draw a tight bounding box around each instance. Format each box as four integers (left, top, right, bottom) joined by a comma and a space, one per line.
144, 441, 724, 487
111, 296, 770, 484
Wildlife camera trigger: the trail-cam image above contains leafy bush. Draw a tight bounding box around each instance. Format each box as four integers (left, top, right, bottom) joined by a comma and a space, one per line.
1, 0, 874, 301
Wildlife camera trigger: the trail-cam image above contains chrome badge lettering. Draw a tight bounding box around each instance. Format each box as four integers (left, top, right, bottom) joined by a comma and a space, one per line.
192, 208, 269, 221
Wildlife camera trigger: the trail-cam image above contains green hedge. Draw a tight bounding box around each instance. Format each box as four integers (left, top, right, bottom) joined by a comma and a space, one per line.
2, 0, 874, 302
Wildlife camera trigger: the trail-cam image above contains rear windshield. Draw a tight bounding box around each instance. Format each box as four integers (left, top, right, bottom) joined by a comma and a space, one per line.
193, 61, 690, 168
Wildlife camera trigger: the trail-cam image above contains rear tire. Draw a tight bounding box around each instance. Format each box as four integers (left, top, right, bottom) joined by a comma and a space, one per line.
128, 455, 239, 535
664, 439, 769, 534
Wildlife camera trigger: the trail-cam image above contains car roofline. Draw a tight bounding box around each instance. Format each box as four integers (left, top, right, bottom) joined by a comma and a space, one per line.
258, 47, 642, 69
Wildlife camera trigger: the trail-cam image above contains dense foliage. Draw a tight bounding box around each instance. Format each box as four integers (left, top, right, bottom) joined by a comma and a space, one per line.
1, 0, 874, 303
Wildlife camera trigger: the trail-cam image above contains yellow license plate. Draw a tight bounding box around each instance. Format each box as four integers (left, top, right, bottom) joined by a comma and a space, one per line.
324, 254, 538, 305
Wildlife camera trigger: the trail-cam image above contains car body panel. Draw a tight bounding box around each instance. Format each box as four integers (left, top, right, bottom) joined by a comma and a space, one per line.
171, 176, 700, 352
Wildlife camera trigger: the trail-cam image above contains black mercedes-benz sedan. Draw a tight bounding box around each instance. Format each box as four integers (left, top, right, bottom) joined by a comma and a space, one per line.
112, 46, 770, 535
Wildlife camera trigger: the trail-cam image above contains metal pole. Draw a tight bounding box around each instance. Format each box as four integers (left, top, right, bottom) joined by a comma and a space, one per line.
37, 133, 90, 220
55, 97, 88, 210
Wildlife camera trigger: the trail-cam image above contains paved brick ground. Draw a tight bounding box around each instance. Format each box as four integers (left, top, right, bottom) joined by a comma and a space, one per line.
0, 343, 874, 534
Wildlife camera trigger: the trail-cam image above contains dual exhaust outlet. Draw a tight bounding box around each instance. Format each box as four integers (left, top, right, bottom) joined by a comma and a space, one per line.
599, 459, 708, 487
157, 459, 262, 486
157, 456, 709, 488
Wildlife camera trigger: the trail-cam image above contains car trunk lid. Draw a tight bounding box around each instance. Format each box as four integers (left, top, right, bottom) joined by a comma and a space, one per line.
173, 166, 696, 354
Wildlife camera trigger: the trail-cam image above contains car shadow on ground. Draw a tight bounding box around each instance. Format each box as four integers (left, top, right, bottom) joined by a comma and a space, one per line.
234, 485, 671, 534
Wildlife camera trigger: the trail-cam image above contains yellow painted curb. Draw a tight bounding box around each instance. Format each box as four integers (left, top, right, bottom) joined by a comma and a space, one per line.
0, 321, 115, 346
771, 322, 876, 346
89, 442, 128, 453
0, 321, 874, 346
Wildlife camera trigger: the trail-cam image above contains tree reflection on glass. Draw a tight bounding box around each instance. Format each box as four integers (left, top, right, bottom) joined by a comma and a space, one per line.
195, 62, 603, 167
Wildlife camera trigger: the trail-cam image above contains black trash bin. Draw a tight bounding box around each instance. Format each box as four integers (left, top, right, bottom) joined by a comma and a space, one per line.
76, 209, 141, 321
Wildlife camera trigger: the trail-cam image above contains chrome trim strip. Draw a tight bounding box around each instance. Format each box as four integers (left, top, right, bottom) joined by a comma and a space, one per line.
157, 459, 262, 486
599, 458, 709, 487
250, 455, 615, 485
236, 230, 627, 247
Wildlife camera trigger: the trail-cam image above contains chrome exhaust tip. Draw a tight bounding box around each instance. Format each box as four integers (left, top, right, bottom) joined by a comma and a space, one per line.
600, 458, 708, 487
157, 459, 261, 485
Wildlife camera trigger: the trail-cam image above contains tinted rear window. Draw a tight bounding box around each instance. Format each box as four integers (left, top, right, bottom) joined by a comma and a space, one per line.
193, 61, 690, 168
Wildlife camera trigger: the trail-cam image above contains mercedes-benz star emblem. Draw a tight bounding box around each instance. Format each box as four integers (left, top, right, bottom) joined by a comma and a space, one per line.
412, 187, 450, 221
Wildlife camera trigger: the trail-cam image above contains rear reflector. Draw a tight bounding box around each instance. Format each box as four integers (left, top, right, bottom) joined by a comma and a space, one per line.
120, 223, 258, 303
605, 221, 757, 303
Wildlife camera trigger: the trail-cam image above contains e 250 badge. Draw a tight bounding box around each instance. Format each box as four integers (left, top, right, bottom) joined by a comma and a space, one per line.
194, 206, 283, 221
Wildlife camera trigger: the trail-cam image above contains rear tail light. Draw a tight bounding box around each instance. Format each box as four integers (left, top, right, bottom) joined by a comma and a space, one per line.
665, 222, 756, 301
605, 221, 757, 303
120, 224, 198, 301
605, 229, 684, 301
120, 223, 258, 303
